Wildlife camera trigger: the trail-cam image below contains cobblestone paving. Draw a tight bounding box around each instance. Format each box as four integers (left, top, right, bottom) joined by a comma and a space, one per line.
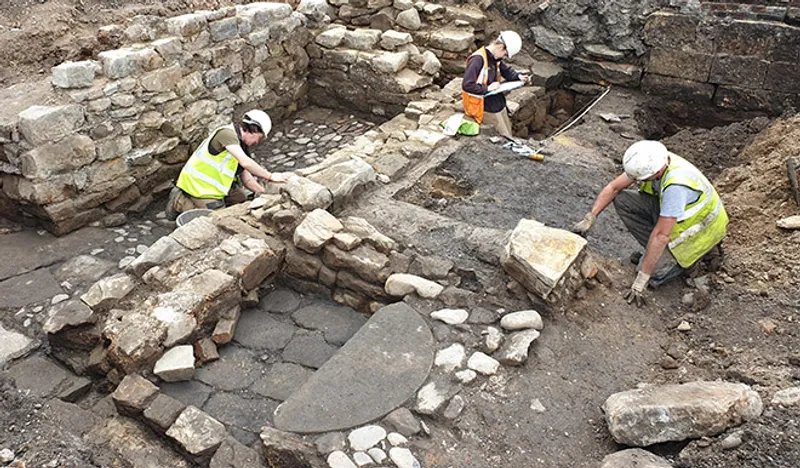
160, 287, 369, 446
252, 106, 378, 173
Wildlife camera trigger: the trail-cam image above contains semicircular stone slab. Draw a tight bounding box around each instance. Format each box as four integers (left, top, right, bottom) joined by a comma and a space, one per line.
274, 302, 434, 433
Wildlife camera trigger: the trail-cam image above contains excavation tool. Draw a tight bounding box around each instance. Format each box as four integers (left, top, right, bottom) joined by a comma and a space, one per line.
507, 85, 613, 161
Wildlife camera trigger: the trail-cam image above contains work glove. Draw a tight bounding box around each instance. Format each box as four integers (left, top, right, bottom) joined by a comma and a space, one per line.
571, 212, 596, 237
623, 271, 651, 308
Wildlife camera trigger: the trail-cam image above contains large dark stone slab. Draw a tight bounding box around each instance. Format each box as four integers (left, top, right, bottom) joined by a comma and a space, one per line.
282, 331, 339, 369
0, 268, 63, 310
641, 74, 715, 103
764, 61, 800, 94
251, 363, 315, 401
234, 309, 297, 351
715, 20, 779, 58
292, 303, 368, 345
202, 392, 280, 446
709, 55, 768, 88
274, 302, 434, 433
643, 13, 711, 53
714, 86, 799, 114
570, 58, 642, 87
194, 346, 262, 391
647, 48, 712, 82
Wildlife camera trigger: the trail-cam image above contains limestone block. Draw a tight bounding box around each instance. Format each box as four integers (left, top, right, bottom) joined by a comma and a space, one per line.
570, 58, 642, 87
127, 236, 187, 277
421, 51, 441, 75
341, 216, 395, 254
154, 345, 196, 382
306, 158, 375, 205
52, 61, 96, 89
603, 381, 763, 446
372, 51, 409, 74
166, 13, 208, 37
646, 48, 712, 82
394, 68, 432, 93
170, 216, 222, 250
380, 30, 412, 50
284, 176, 333, 211
532, 26, 574, 58
600, 449, 672, 468
323, 244, 389, 283
81, 274, 135, 310
344, 29, 382, 50
98, 47, 160, 79
44, 299, 94, 334
316, 27, 346, 49
140, 64, 182, 92
430, 29, 475, 53
21, 135, 95, 179
167, 406, 227, 457
236, 2, 293, 28
395, 8, 421, 31
18, 105, 85, 146
708, 55, 768, 89
384, 273, 443, 298
500, 219, 586, 301
112, 374, 159, 415
298, 0, 333, 23
294, 208, 344, 254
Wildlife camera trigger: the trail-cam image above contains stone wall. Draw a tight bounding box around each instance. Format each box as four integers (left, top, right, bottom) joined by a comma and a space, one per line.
0, 2, 311, 235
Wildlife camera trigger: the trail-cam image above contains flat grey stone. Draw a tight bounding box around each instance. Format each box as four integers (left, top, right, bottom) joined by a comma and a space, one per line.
42, 398, 99, 437
260, 288, 301, 314
202, 392, 279, 445
144, 393, 186, 431
195, 346, 262, 391
234, 309, 297, 351
282, 331, 339, 369
6, 356, 71, 398
166, 406, 227, 457
210, 437, 267, 468
382, 408, 420, 437
251, 363, 314, 401
291, 303, 368, 345
315, 432, 346, 455
56, 255, 114, 285
274, 302, 434, 433
0, 268, 63, 310
160, 380, 214, 408
0, 324, 35, 366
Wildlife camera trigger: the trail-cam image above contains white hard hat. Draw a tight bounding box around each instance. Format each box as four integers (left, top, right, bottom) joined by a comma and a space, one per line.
243, 109, 272, 135
498, 30, 522, 58
623, 140, 669, 181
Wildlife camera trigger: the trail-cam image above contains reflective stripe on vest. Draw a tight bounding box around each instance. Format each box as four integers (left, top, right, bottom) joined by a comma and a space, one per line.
176, 125, 239, 199
461, 47, 502, 124
639, 154, 728, 268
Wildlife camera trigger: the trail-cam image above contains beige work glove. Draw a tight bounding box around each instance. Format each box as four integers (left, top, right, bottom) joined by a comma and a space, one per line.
571, 212, 596, 237
623, 271, 651, 308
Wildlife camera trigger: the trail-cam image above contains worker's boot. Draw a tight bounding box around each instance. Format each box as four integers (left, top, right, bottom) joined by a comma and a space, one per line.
704, 243, 725, 272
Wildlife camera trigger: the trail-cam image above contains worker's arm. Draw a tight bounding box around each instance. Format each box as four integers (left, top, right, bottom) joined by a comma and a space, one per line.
462, 56, 489, 95
640, 216, 677, 275
239, 169, 264, 194
225, 144, 273, 180
591, 173, 635, 216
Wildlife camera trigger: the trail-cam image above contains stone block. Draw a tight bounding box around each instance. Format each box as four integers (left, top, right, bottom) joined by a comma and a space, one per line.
260, 426, 320, 468
154, 345, 196, 382
0, 324, 34, 366
18, 105, 85, 146
96, 136, 133, 161
372, 51, 409, 74
167, 406, 227, 458
285, 244, 323, 280
81, 274, 135, 311
98, 47, 159, 79
323, 244, 389, 283
127, 236, 187, 277
140, 64, 182, 92
336, 270, 387, 300
175, 269, 239, 325
210, 17, 239, 42
429, 29, 474, 53
709, 55, 768, 88
603, 381, 763, 446
210, 437, 265, 468
52, 61, 96, 89
715, 19, 778, 58
500, 219, 586, 301
194, 338, 219, 364
315, 27, 346, 49
341, 216, 395, 254
152, 37, 183, 57
144, 393, 186, 432
384, 273, 442, 299
21, 135, 96, 180
600, 449, 672, 468
393, 68, 432, 93
166, 13, 208, 37
770, 24, 800, 63
236, 2, 293, 28
646, 48, 711, 82
112, 374, 159, 415
570, 58, 641, 87
532, 26, 574, 58
44, 299, 94, 334
380, 30, 412, 50
641, 74, 715, 103
217, 237, 283, 290
764, 61, 800, 94
643, 12, 710, 53
343, 29, 382, 50
395, 8, 421, 30
170, 216, 222, 250
713, 86, 796, 114
306, 158, 376, 205
212, 306, 240, 345
284, 176, 333, 211
294, 208, 344, 254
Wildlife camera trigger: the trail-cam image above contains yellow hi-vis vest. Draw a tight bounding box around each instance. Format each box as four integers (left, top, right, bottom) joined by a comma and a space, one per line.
461, 47, 502, 124
176, 125, 239, 199
639, 154, 728, 268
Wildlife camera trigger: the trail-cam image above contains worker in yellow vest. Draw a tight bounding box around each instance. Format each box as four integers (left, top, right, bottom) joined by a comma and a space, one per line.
461, 31, 529, 138
165, 110, 290, 220
571, 141, 728, 306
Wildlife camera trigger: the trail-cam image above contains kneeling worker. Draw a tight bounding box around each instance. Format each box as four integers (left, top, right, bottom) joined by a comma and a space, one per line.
461, 30, 529, 138
166, 109, 290, 220
572, 141, 728, 306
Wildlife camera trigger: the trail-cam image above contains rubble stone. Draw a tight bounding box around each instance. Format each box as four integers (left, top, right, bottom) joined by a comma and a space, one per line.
385, 273, 443, 298
18, 105, 85, 146
495, 329, 540, 366
260, 426, 320, 467
52, 61, 96, 89
154, 345, 196, 382
112, 374, 159, 415
144, 393, 187, 432
167, 406, 227, 458
294, 208, 344, 253
81, 274, 135, 310
44, 299, 94, 334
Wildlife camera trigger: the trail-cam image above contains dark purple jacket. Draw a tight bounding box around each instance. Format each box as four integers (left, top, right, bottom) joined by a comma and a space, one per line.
462, 47, 521, 113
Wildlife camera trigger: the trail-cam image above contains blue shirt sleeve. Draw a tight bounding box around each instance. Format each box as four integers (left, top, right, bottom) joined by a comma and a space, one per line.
660, 185, 702, 218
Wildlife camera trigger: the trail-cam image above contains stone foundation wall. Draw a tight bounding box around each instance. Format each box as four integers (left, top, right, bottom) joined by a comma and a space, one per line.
0, 2, 312, 235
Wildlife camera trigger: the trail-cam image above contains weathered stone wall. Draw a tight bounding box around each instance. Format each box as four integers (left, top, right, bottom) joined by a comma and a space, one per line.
0, 2, 311, 235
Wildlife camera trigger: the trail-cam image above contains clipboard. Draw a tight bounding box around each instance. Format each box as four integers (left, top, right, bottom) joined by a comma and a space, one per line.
485, 80, 525, 97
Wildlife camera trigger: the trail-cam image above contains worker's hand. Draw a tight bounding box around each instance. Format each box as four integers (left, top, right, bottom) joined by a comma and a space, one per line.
488, 82, 500, 92
268, 172, 292, 183
519, 74, 530, 84
623, 271, 650, 308
571, 212, 596, 237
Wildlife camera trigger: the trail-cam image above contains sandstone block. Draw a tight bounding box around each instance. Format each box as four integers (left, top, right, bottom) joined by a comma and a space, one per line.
603, 381, 763, 446
284, 176, 333, 211
154, 345, 196, 382
641, 74, 715, 103
112, 374, 159, 415
341, 216, 395, 253
44, 299, 94, 334
294, 208, 344, 254
81, 274, 135, 310
127, 236, 187, 277
194, 338, 219, 364
52, 61, 96, 89
764, 61, 800, 94
305, 158, 376, 205
643, 12, 709, 53
21, 135, 96, 179
18, 105, 84, 146
715, 19, 778, 58
286, 244, 324, 279
570, 58, 641, 87
323, 244, 389, 283
170, 216, 222, 250
212, 306, 240, 344
167, 406, 227, 458
393, 68, 432, 93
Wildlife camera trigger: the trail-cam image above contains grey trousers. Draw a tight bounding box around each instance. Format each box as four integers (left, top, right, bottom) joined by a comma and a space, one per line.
613, 190, 684, 287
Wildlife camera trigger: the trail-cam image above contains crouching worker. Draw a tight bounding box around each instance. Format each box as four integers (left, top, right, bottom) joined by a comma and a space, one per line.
572, 141, 728, 306
461, 30, 529, 138
166, 109, 290, 220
